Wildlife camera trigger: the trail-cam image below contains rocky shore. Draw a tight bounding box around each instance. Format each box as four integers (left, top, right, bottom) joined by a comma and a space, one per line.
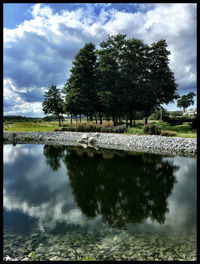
3, 131, 197, 157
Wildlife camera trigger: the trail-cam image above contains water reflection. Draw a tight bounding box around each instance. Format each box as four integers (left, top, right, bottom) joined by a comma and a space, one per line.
63, 147, 179, 228
3, 144, 197, 261
3, 144, 196, 234
42, 145, 179, 228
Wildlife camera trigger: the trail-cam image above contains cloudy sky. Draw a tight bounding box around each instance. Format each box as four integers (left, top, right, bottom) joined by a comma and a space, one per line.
3, 3, 197, 117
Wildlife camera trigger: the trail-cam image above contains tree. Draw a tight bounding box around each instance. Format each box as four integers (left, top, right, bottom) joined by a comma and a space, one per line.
63, 35, 178, 127
142, 39, 179, 124
42, 85, 64, 126
97, 34, 127, 125
63, 43, 98, 121
177, 92, 196, 112
120, 38, 149, 126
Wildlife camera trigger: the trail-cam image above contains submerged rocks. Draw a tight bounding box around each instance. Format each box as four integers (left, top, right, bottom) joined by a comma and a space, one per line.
3, 227, 197, 261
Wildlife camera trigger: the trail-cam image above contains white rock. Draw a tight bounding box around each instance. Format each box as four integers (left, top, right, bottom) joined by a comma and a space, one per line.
22, 257, 29, 261
81, 143, 88, 149
81, 133, 88, 139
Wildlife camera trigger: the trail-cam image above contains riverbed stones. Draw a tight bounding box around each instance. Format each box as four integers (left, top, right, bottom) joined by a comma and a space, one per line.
24, 229, 196, 260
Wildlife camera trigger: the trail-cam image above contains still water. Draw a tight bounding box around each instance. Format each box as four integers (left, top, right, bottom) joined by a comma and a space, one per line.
3, 144, 197, 261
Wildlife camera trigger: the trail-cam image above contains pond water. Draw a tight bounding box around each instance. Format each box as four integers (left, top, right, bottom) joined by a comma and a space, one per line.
3, 144, 197, 261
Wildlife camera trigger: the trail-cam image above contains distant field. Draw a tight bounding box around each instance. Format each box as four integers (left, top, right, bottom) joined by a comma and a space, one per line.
3, 120, 197, 138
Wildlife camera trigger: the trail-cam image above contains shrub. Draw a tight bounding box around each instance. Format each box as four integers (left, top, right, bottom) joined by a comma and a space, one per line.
161, 130, 177, 137
162, 115, 196, 125
143, 124, 161, 135
101, 126, 113, 133
112, 125, 127, 133
59, 122, 126, 133
189, 117, 197, 129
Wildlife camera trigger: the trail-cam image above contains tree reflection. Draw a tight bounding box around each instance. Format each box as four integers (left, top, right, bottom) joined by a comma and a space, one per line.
43, 145, 179, 229
43, 145, 66, 171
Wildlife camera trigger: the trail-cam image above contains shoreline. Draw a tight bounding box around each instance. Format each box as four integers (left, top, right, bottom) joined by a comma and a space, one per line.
3, 131, 197, 157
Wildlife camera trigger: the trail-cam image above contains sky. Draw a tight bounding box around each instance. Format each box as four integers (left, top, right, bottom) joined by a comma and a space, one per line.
3, 3, 197, 117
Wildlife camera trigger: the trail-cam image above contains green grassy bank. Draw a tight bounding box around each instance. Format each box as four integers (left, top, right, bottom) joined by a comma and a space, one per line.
3, 120, 197, 138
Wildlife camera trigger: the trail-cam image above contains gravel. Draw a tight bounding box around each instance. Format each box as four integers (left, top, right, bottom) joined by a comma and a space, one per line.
3, 228, 197, 261
3, 131, 197, 157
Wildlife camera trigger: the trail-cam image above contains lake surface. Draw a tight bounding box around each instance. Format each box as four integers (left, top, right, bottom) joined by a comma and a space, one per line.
3, 144, 197, 261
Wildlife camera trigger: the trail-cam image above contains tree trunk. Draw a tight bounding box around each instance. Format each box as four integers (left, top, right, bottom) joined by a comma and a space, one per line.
133, 111, 136, 127
70, 114, 72, 124
95, 114, 97, 124
129, 111, 133, 128
89, 114, 93, 121
87, 116, 88, 122
112, 113, 116, 126
80, 114, 81, 123
58, 114, 61, 127
75, 115, 77, 123
99, 112, 102, 125
126, 114, 128, 128
144, 116, 148, 125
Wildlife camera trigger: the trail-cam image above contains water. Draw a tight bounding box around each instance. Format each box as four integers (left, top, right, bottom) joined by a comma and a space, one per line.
3, 144, 197, 261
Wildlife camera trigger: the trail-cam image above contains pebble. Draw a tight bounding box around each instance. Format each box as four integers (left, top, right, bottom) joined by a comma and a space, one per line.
3, 229, 197, 261
3, 131, 197, 157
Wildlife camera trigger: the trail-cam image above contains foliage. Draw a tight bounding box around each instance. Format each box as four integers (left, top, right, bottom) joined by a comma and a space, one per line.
169, 111, 183, 117
143, 124, 161, 135
63, 43, 98, 120
42, 85, 64, 126
162, 115, 196, 125
149, 108, 169, 120
59, 123, 127, 133
177, 92, 196, 111
189, 116, 197, 129
62, 34, 178, 126
3, 120, 196, 138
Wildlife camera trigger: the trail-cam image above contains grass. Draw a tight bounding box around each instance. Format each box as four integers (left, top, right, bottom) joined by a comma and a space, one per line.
3, 121, 59, 132
126, 120, 196, 138
3, 120, 197, 138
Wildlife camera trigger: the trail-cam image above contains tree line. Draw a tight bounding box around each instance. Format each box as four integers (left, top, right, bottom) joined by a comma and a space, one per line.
43, 34, 179, 126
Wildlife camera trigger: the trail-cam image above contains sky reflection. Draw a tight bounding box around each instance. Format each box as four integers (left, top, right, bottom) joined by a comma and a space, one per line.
3, 144, 196, 236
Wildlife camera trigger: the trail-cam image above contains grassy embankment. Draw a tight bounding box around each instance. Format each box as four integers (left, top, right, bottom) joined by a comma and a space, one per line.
3, 119, 197, 138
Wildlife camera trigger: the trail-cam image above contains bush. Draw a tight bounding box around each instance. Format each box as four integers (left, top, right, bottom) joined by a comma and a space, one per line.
143, 124, 161, 135
161, 130, 177, 137
189, 117, 197, 129
162, 115, 196, 125
59, 123, 126, 133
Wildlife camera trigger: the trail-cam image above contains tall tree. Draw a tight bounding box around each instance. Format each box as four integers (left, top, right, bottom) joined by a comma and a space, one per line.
97, 34, 127, 125
63, 43, 98, 121
121, 38, 149, 126
177, 92, 196, 112
140, 39, 179, 124
42, 85, 64, 126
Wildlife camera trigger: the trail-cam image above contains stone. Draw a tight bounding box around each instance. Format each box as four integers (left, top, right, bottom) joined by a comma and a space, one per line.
81, 133, 88, 140
88, 137, 96, 144
22, 257, 29, 261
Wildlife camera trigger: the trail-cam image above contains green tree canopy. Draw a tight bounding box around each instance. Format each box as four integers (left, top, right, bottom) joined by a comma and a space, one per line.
63, 43, 98, 121
62, 34, 178, 126
42, 85, 64, 126
177, 92, 196, 112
